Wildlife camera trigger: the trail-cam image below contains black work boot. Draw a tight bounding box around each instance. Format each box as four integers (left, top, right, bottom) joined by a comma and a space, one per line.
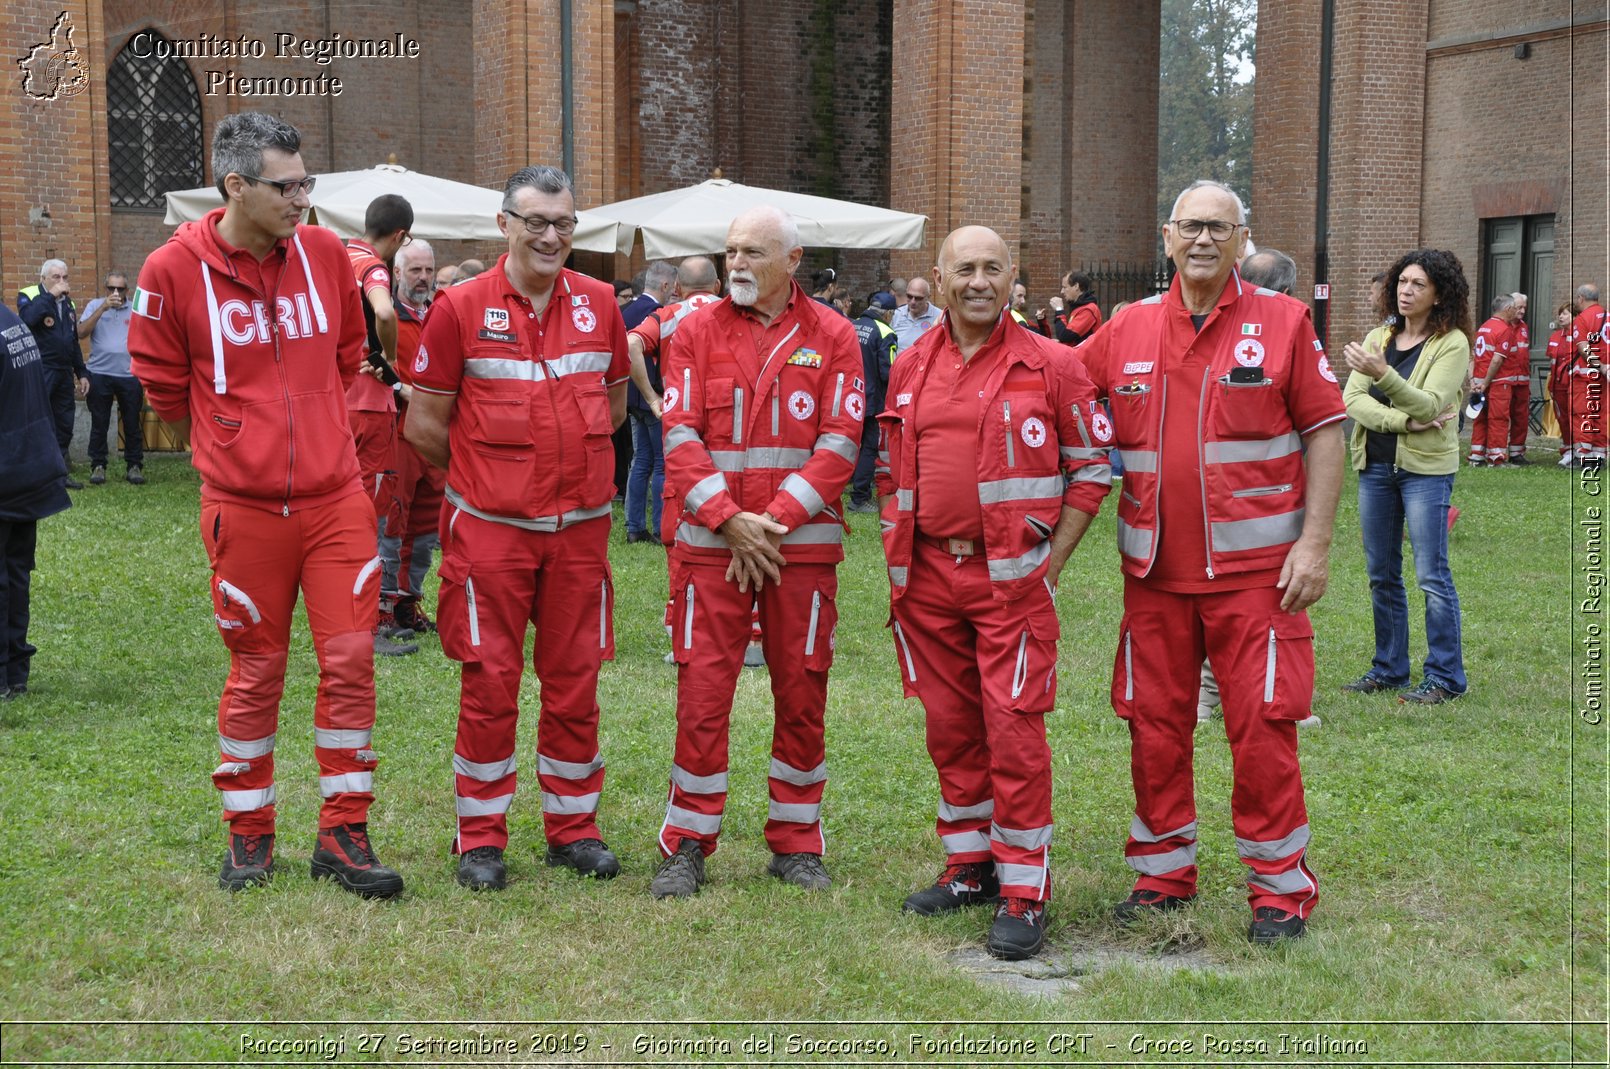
544, 837, 620, 879
311, 823, 405, 899
986, 897, 1047, 960
457, 845, 507, 891
219, 832, 275, 891
902, 862, 1000, 915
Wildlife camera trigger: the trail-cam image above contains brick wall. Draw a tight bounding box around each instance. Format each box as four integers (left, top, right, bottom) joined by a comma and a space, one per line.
1250, 0, 1322, 302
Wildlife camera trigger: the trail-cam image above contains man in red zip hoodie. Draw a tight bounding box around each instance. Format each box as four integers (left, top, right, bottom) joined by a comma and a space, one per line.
129, 112, 404, 899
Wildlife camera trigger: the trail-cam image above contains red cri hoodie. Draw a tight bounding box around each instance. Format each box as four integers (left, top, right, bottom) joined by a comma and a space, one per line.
130, 208, 368, 514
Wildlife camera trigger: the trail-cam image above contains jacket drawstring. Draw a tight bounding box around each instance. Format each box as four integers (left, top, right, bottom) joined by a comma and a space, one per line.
200, 261, 227, 394
291, 233, 329, 334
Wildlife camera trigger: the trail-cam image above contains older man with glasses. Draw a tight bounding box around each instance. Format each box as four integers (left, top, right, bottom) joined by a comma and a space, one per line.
891, 277, 942, 353
77, 273, 145, 485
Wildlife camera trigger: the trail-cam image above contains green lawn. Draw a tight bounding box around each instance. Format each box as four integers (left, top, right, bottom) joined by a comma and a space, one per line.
0, 449, 1602, 1066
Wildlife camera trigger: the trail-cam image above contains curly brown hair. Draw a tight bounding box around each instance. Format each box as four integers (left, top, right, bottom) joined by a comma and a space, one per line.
1376, 248, 1472, 341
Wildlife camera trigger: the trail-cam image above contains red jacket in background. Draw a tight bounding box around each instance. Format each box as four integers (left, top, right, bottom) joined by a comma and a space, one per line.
129, 208, 367, 513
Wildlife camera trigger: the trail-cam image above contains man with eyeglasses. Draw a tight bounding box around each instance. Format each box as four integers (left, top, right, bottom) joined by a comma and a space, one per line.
130, 111, 405, 899
17, 259, 89, 488
77, 273, 145, 485
344, 194, 419, 656
405, 165, 631, 893
1078, 179, 1345, 945
891, 277, 941, 353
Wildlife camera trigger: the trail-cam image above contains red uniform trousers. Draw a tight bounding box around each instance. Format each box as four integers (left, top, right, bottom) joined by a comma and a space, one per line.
890, 540, 1057, 902
436, 510, 614, 852
658, 556, 836, 858
1468, 385, 1512, 465
204, 491, 382, 834
349, 408, 397, 517
1569, 370, 1607, 461
1503, 380, 1531, 457
1112, 577, 1319, 919
1552, 378, 1573, 454
381, 428, 446, 599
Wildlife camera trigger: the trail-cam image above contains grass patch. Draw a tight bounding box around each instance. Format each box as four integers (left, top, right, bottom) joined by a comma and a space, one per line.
0, 450, 1601, 1064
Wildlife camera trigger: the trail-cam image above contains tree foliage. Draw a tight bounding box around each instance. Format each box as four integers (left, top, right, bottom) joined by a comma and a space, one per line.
1157, 0, 1257, 222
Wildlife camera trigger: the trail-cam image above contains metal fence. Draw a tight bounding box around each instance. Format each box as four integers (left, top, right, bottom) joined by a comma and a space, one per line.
1078, 259, 1175, 317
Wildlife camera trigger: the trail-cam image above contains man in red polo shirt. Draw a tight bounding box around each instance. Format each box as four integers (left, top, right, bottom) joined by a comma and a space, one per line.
129, 112, 404, 898
405, 165, 630, 892
1079, 179, 1345, 944
876, 226, 1111, 960
648, 205, 863, 899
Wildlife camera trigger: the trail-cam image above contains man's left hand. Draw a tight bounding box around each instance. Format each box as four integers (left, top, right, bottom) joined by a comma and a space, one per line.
1276, 537, 1329, 612
74, 375, 89, 399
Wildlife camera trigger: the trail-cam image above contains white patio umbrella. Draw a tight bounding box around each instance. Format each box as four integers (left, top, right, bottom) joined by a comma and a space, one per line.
583, 178, 927, 258
162, 164, 629, 254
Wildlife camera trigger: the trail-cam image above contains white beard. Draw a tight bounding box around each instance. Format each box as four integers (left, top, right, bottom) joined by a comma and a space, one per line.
729, 277, 758, 305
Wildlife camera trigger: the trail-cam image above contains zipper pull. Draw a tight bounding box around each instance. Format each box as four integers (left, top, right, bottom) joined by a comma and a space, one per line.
282, 504, 290, 517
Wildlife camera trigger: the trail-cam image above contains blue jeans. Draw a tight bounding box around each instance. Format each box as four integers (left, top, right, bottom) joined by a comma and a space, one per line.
1356, 464, 1466, 692
625, 408, 664, 536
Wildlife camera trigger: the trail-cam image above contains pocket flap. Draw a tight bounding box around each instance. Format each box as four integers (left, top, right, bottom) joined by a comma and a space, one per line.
1270, 610, 1314, 640
437, 554, 470, 585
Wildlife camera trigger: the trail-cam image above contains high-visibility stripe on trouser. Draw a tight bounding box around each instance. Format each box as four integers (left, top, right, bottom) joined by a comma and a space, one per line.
661, 556, 836, 857
1117, 577, 1316, 915
446, 514, 613, 852
202, 491, 379, 833
891, 540, 1057, 900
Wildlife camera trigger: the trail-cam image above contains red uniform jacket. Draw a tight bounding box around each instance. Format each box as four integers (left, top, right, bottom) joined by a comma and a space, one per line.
129, 208, 367, 513
1472, 315, 1516, 382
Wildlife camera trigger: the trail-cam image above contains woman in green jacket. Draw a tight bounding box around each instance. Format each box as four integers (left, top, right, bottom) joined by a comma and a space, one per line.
1339, 248, 1473, 705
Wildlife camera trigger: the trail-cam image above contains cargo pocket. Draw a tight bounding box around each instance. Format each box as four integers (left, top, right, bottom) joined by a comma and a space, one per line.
1009, 599, 1061, 713
888, 614, 920, 698
803, 578, 839, 673
435, 553, 482, 664
1111, 615, 1136, 721
1262, 610, 1316, 720
668, 563, 696, 666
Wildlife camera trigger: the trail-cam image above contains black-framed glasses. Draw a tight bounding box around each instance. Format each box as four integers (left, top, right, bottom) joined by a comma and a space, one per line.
1169, 218, 1242, 241
240, 174, 317, 198
504, 208, 577, 237
106, 285, 128, 292
399, 233, 413, 247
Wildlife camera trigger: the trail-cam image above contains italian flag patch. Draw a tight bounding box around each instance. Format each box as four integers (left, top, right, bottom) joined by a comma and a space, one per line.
129, 287, 163, 320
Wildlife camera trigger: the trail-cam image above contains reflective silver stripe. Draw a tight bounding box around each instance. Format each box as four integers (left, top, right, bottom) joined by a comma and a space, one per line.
782, 524, 842, 546
772, 392, 781, 435
940, 830, 992, 854
681, 368, 691, 411
991, 822, 1053, 850
1125, 844, 1197, 875
894, 488, 913, 511
464, 357, 543, 381
665, 803, 723, 834
939, 799, 995, 823
768, 801, 821, 824
1211, 508, 1305, 552
444, 486, 613, 532
877, 450, 890, 466
1237, 823, 1311, 862
710, 450, 746, 472
804, 591, 822, 657
671, 764, 729, 793
1010, 630, 1029, 699
998, 862, 1048, 892
978, 475, 1065, 505
1118, 449, 1157, 473
1123, 631, 1133, 701
684, 472, 730, 513
769, 758, 827, 786
683, 583, 696, 648
541, 790, 601, 815
889, 565, 909, 587
220, 732, 276, 759
814, 432, 858, 463
987, 540, 1051, 582
546, 350, 611, 377
220, 786, 276, 811
781, 472, 826, 516
665, 424, 702, 452
599, 577, 607, 650
216, 579, 261, 624
1130, 815, 1198, 843
454, 753, 517, 781
732, 387, 744, 443
892, 619, 917, 680
1204, 432, 1303, 464
1264, 625, 1278, 702
539, 752, 604, 781
319, 771, 372, 797
1061, 445, 1106, 461
465, 576, 481, 646
1117, 519, 1154, 559
746, 446, 812, 468
1002, 401, 1015, 466
353, 556, 381, 596
831, 372, 844, 417
455, 792, 512, 817
677, 522, 729, 550
1072, 463, 1113, 484
1249, 866, 1316, 897
313, 728, 370, 750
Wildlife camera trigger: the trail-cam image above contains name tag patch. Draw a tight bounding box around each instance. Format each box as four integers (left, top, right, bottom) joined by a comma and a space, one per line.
477, 329, 517, 343
1122, 361, 1154, 374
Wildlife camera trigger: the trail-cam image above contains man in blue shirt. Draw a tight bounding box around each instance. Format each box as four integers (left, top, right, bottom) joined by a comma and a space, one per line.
77, 272, 145, 485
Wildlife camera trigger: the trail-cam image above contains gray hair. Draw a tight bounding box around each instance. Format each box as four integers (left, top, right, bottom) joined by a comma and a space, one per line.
1169, 179, 1248, 224
211, 112, 301, 199
397, 239, 435, 266
38, 259, 66, 280
501, 165, 574, 213
678, 256, 719, 292
1241, 249, 1297, 295
1579, 283, 1601, 303
1490, 293, 1516, 315
644, 260, 678, 292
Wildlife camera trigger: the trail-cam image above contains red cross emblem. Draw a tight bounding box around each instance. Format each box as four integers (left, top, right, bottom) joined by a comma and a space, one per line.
788, 390, 816, 420
1234, 338, 1266, 367
1020, 416, 1046, 448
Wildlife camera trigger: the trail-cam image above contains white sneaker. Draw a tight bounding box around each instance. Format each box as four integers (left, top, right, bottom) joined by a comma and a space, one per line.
1297, 715, 1321, 729
1560, 453, 1575, 468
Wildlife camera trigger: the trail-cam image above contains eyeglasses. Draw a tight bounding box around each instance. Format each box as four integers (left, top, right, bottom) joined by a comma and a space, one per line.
1169, 218, 1243, 241
504, 208, 578, 237
240, 174, 317, 198
106, 285, 128, 292
905, 292, 926, 300
399, 233, 413, 247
